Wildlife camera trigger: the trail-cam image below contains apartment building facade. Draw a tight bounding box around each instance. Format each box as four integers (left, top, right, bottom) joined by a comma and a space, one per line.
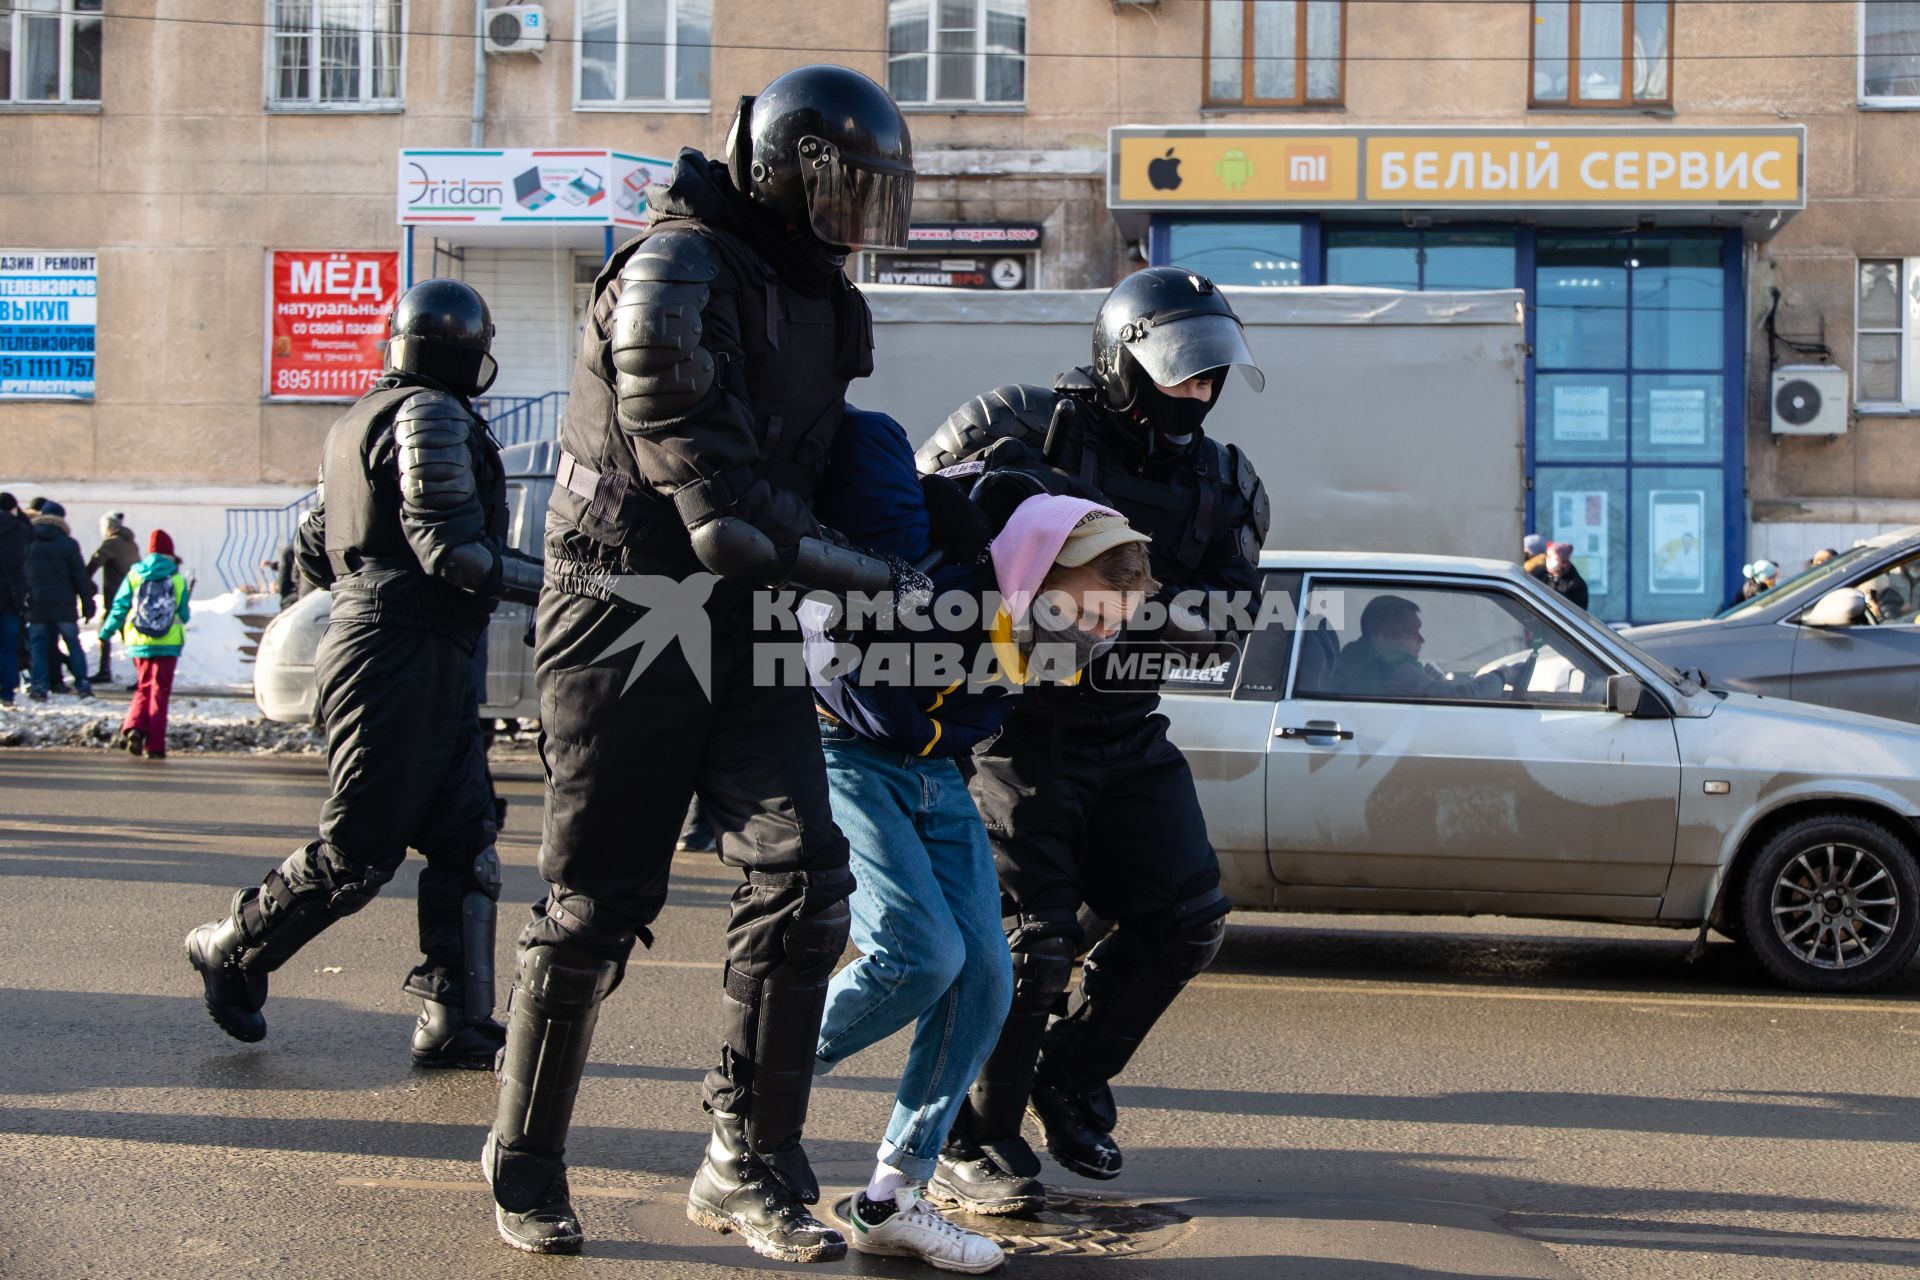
2, 0, 1916, 618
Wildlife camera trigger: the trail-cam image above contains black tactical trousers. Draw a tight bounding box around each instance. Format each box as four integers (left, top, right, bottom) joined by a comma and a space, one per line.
529, 587, 853, 1115
286, 618, 496, 995
965, 706, 1221, 924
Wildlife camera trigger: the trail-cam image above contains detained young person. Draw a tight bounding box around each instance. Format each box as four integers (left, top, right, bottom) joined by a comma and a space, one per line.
804, 486, 1155, 1273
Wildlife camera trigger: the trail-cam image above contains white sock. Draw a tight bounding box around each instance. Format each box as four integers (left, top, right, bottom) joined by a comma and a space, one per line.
864, 1161, 912, 1204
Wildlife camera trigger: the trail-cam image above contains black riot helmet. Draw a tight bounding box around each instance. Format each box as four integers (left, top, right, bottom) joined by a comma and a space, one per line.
726, 64, 914, 253
1091, 267, 1265, 440
385, 278, 498, 397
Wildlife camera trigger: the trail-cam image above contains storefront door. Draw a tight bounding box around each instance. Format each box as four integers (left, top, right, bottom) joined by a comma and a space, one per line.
1531, 231, 1741, 624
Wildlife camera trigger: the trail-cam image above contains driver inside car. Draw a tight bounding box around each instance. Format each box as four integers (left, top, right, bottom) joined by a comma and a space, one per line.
1333, 595, 1527, 700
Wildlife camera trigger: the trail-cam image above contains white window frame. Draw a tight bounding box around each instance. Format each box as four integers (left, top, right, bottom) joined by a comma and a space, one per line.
1860, 0, 1920, 108
1, 0, 103, 106
1854, 257, 1920, 411
263, 0, 407, 113
572, 0, 712, 113
886, 0, 1027, 109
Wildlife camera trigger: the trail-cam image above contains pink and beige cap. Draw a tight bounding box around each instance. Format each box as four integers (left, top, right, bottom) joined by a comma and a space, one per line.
1054, 512, 1152, 568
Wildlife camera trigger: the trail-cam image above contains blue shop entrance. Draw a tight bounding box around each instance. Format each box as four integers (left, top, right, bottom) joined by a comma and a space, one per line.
1148, 216, 1745, 625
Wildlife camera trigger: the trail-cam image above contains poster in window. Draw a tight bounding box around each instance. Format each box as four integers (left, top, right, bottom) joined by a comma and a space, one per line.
1552, 489, 1610, 595
1648, 490, 1707, 595
1648, 387, 1708, 446
0, 250, 96, 400
1552, 385, 1610, 442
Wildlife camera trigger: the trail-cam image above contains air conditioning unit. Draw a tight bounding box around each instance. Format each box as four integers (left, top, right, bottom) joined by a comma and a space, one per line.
1770, 364, 1848, 436
484, 4, 547, 54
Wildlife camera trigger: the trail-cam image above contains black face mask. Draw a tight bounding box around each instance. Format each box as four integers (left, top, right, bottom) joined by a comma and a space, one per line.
1131, 371, 1224, 447
1018, 595, 1118, 678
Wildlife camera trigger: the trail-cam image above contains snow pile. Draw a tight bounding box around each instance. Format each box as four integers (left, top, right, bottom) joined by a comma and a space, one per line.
0, 693, 323, 754
80, 589, 277, 694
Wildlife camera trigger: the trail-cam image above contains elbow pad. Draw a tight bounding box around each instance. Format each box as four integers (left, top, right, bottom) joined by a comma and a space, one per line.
443, 542, 498, 595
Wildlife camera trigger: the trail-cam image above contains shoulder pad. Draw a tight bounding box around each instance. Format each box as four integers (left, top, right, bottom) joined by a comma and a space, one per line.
394, 391, 479, 512
915, 384, 1060, 474
621, 229, 722, 285
611, 236, 720, 429
1228, 442, 1271, 546
1055, 367, 1102, 397
393, 389, 475, 448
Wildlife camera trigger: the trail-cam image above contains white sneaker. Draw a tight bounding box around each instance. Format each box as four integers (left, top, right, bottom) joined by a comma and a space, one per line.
840, 1188, 1005, 1274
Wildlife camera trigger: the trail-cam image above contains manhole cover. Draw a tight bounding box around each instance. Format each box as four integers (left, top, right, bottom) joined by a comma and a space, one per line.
834, 1192, 1191, 1259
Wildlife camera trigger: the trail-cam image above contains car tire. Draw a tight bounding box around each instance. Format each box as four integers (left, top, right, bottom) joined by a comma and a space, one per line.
1738, 813, 1920, 993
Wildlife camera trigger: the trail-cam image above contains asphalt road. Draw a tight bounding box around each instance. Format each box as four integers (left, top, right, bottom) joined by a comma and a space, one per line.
3, 749, 1918, 1280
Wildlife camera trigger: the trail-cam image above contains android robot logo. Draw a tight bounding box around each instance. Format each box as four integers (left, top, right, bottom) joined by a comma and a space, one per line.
1215, 149, 1254, 192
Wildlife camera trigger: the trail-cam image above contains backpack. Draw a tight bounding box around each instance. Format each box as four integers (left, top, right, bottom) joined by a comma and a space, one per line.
131, 571, 178, 637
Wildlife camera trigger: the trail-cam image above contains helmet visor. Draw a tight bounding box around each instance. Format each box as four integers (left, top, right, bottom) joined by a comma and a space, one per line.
798, 147, 914, 251
1127, 311, 1266, 394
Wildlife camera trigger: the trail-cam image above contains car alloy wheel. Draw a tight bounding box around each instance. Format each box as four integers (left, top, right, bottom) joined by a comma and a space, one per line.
1768, 843, 1899, 971
1738, 813, 1920, 993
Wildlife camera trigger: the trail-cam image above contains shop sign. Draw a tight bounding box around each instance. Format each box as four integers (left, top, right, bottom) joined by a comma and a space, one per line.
398, 149, 673, 227
871, 253, 1031, 289
264, 250, 400, 401
1110, 126, 1804, 211
0, 249, 95, 400
906, 222, 1044, 248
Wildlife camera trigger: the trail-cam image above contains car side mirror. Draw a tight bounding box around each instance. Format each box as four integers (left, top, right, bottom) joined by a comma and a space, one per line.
1606, 673, 1650, 716
1801, 588, 1867, 629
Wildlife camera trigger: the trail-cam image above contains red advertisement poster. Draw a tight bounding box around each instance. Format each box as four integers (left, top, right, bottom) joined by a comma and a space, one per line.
265, 250, 399, 400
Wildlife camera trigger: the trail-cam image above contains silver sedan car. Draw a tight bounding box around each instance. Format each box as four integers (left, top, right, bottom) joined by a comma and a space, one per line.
1623, 525, 1920, 726
1159, 552, 1920, 993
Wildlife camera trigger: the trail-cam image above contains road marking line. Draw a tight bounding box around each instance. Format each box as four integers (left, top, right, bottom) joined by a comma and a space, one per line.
337, 1177, 646, 1200
1187, 976, 1914, 1015
1523, 1226, 1920, 1254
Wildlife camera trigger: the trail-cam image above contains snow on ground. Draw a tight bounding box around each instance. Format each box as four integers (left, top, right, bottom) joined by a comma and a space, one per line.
0, 693, 322, 754
76, 589, 274, 695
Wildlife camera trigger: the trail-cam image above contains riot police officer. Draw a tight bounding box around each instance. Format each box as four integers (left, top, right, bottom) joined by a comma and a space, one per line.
481, 65, 911, 1260
915, 266, 1271, 1213
185, 278, 543, 1069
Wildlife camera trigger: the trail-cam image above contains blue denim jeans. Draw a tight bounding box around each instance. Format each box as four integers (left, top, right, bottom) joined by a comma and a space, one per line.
814, 716, 1014, 1182
0, 610, 20, 700
28, 621, 90, 697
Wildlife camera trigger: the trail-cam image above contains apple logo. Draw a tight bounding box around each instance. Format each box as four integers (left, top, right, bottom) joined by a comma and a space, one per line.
1147, 147, 1183, 191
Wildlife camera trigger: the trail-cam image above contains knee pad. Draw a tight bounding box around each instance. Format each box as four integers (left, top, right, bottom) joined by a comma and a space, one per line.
468, 846, 503, 901
513, 941, 619, 1018
1006, 912, 1081, 1017
783, 898, 851, 977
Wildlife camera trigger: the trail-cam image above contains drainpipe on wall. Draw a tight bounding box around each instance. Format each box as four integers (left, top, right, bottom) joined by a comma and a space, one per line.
471, 0, 487, 148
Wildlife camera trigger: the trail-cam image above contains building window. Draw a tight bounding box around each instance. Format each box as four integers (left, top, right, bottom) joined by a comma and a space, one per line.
1531, 0, 1671, 107
1325, 229, 1517, 291
1856, 259, 1920, 408
268, 0, 403, 110
1166, 220, 1304, 286
1862, 1, 1920, 104
577, 0, 711, 107
887, 0, 1026, 107
1, 0, 102, 105
1204, 0, 1343, 107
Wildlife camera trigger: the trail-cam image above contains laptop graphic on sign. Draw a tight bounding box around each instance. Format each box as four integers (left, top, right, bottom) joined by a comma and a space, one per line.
514, 167, 555, 211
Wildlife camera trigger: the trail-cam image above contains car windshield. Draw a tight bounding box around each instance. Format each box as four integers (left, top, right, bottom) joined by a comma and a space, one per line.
1718, 544, 1883, 619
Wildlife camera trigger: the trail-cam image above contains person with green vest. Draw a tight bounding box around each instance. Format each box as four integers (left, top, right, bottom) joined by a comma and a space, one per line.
98, 528, 191, 759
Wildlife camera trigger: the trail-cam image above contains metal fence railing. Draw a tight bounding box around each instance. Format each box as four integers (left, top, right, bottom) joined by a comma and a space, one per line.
216, 390, 567, 590
216, 490, 319, 592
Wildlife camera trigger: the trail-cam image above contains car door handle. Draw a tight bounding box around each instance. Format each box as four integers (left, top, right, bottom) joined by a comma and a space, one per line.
1277, 721, 1354, 741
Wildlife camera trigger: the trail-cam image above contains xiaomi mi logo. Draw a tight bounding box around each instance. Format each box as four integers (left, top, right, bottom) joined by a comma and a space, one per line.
1286, 147, 1331, 190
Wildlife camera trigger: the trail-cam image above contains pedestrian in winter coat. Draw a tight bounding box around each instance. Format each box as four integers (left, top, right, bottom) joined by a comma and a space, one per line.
0, 492, 32, 705
23, 499, 94, 700
1543, 541, 1590, 611
1522, 533, 1549, 582
99, 529, 190, 758
87, 512, 140, 683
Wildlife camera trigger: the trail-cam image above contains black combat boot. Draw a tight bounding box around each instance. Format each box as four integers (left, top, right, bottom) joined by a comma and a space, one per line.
1028, 1071, 1123, 1180
410, 997, 506, 1069
483, 1130, 584, 1255
929, 1126, 1047, 1216
687, 1109, 846, 1263
183, 892, 268, 1043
